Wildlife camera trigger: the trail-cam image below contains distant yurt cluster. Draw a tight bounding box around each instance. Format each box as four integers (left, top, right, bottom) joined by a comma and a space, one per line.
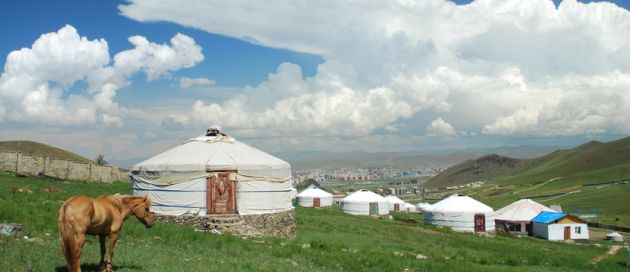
131, 127, 295, 238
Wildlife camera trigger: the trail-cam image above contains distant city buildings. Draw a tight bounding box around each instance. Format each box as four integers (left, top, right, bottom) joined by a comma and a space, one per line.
292, 166, 445, 184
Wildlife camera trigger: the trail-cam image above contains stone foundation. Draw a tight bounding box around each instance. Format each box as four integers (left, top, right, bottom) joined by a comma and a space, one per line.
153, 209, 296, 239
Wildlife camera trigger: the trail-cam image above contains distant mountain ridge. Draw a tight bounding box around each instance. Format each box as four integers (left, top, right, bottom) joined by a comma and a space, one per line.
425, 136, 630, 188
0, 141, 93, 163
276, 145, 560, 170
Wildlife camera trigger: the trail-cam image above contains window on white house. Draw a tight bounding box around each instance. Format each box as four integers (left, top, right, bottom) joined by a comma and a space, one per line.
575, 226, 581, 234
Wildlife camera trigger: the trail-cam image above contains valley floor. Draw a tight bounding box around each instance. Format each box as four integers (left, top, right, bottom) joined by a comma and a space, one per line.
0, 172, 628, 271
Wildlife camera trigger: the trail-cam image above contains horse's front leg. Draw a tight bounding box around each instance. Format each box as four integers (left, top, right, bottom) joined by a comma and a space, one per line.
105, 231, 119, 272
99, 235, 107, 270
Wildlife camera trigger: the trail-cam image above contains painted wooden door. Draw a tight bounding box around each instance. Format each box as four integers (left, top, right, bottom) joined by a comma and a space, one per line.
313, 198, 320, 207
564, 226, 571, 240
207, 172, 237, 214
474, 214, 485, 233
369, 202, 378, 215
394, 203, 400, 211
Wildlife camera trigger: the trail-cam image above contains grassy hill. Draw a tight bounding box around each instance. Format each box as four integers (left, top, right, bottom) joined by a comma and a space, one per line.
423, 136, 630, 227
424, 154, 545, 188
0, 172, 627, 271
0, 140, 92, 163
425, 136, 630, 188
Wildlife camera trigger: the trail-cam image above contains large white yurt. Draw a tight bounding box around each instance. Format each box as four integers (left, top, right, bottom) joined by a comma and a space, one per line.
341, 190, 389, 216
131, 128, 293, 216
494, 199, 554, 235
384, 195, 406, 212
297, 187, 333, 207
423, 195, 495, 233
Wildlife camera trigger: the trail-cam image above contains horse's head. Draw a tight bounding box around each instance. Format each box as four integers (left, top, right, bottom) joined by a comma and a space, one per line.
132, 196, 154, 228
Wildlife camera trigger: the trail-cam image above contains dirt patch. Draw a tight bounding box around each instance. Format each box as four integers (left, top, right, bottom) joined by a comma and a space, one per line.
42, 185, 63, 193
590, 245, 622, 264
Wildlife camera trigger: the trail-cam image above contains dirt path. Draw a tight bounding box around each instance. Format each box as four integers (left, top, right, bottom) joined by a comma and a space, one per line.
590, 245, 622, 265
514, 177, 563, 194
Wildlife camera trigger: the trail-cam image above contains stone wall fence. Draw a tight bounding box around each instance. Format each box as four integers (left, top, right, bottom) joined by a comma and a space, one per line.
0, 151, 127, 183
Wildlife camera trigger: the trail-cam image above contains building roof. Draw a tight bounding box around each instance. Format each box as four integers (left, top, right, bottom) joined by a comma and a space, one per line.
384, 195, 406, 204
494, 199, 554, 222
297, 188, 333, 198
342, 189, 386, 203
531, 211, 567, 224
426, 195, 494, 213
131, 133, 291, 184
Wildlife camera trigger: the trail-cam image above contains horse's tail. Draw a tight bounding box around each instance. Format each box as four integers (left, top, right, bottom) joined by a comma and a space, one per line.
58, 202, 79, 272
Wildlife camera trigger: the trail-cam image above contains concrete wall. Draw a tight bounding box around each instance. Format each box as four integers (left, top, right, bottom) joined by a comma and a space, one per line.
533, 222, 589, 240
0, 151, 126, 183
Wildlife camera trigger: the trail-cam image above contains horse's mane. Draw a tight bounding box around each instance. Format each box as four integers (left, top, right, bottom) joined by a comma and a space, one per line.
111, 194, 152, 206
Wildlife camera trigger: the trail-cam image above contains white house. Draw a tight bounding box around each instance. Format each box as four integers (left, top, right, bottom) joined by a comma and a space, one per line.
531, 212, 589, 241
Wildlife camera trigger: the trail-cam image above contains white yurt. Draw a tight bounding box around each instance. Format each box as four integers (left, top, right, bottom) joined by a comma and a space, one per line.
404, 202, 417, 213
424, 195, 495, 233
416, 202, 433, 212
131, 127, 293, 216
297, 187, 333, 207
384, 195, 406, 212
494, 199, 553, 235
290, 187, 298, 200
341, 189, 389, 216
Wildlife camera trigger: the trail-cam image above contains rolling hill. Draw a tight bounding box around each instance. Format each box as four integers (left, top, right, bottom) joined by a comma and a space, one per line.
425, 136, 630, 188
0, 140, 93, 163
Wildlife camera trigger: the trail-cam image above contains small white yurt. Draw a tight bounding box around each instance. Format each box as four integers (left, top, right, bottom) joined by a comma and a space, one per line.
385, 195, 406, 212
404, 202, 417, 213
290, 187, 298, 200
297, 187, 333, 207
494, 199, 553, 235
341, 190, 389, 216
131, 127, 292, 216
416, 202, 433, 212
424, 195, 495, 233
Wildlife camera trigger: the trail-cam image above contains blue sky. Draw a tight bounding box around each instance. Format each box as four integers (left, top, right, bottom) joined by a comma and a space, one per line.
1, 0, 630, 164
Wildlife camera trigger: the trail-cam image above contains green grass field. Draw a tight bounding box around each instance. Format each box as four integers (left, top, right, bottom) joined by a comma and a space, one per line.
0, 172, 628, 271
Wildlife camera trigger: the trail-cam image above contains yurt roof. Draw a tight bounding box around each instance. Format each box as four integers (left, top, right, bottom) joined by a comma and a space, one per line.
343, 190, 386, 202
494, 199, 554, 222
132, 132, 290, 180
297, 188, 333, 198
427, 195, 493, 213
385, 195, 405, 204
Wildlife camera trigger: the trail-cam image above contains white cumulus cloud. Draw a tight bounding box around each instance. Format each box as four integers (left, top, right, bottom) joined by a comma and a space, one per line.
426, 118, 457, 137
179, 76, 215, 88
0, 25, 204, 126
121, 0, 630, 137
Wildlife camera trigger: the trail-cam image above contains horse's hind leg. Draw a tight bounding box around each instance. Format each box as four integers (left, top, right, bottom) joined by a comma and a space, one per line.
72, 233, 86, 272
99, 235, 107, 270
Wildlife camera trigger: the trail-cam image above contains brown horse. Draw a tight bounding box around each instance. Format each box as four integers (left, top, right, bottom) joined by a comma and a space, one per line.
58, 194, 154, 272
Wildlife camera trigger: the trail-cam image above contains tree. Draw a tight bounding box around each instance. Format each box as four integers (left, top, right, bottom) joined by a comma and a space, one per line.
95, 154, 108, 166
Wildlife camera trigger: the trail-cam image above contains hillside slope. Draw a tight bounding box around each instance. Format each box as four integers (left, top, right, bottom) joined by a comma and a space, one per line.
423, 154, 544, 188
0, 140, 92, 163
425, 136, 630, 188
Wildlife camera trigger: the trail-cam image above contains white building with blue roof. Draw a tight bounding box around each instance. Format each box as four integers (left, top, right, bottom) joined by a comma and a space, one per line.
531, 211, 589, 241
